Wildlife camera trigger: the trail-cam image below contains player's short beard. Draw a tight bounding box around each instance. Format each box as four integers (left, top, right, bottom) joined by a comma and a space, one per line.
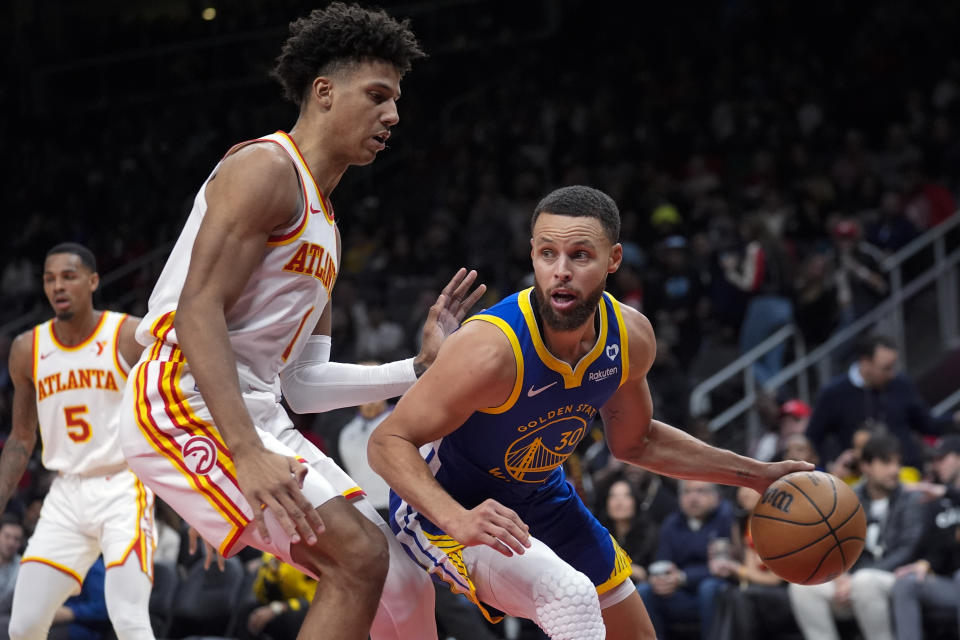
55, 309, 74, 321
533, 279, 606, 331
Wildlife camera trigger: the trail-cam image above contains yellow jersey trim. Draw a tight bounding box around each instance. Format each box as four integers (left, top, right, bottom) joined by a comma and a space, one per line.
21, 557, 83, 588
422, 531, 504, 624
517, 288, 608, 388
605, 292, 630, 387
463, 315, 523, 414
48, 311, 109, 352
596, 535, 633, 595
112, 313, 129, 381
275, 131, 335, 225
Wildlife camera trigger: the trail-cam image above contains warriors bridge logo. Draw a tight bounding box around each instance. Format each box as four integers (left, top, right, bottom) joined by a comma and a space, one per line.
182, 436, 218, 476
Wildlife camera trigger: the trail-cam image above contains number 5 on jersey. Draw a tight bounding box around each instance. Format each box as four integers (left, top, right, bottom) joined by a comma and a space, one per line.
64, 405, 92, 443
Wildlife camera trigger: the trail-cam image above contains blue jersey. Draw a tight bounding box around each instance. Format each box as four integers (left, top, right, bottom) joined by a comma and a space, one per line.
390, 288, 634, 606
432, 287, 630, 507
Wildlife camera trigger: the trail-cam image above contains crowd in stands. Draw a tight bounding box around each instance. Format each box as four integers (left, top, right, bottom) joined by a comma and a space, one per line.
3, 0, 960, 638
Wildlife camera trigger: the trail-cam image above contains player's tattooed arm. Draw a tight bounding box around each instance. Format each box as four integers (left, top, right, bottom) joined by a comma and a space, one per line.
0, 332, 40, 512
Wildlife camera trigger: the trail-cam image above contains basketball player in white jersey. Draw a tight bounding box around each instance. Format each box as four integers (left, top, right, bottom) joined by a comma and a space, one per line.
117, 4, 471, 640
1, 243, 154, 640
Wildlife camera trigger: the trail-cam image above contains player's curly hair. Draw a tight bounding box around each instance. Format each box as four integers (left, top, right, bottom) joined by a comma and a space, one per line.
272, 2, 426, 105
531, 186, 621, 243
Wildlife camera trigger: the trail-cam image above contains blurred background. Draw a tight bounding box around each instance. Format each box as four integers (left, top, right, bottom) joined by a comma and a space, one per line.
2, 1, 960, 637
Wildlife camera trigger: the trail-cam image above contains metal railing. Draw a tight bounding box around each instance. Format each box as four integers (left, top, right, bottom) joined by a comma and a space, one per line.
689, 212, 960, 439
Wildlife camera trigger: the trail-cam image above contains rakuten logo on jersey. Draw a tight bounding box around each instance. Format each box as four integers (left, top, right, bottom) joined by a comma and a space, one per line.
588, 367, 618, 382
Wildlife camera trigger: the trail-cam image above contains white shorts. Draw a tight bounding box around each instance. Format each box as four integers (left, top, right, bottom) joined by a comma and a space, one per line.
119, 344, 362, 570
22, 469, 155, 590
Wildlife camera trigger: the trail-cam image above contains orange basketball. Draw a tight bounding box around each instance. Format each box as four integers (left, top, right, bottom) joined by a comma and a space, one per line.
750, 470, 866, 585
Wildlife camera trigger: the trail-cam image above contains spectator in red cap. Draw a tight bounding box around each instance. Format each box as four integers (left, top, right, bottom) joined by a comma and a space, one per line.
751, 398, 813, 462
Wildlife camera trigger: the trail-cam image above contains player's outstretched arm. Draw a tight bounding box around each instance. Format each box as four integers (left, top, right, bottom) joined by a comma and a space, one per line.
279, 267, 485, 414
0, 331, 41, 513
174, 144, 324, 546
600, 305, 813, 494
367, 321, 531, 556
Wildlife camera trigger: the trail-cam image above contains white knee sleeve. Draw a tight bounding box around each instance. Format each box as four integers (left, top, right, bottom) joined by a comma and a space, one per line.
532, 570, 605, 640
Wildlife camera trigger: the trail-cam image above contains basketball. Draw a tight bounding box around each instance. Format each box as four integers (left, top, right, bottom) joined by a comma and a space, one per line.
750, 471, 866, 585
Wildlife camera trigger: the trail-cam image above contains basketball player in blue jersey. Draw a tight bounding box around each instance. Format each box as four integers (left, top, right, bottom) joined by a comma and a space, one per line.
369, 185, 815, 640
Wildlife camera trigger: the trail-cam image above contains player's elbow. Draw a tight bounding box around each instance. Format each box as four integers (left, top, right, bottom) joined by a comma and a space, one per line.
366, 431, 389, 476
278, 377, 322, 414
607, 436, 650, 466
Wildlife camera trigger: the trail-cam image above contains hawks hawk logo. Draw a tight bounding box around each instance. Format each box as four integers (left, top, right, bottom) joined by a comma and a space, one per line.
182, 436, 217, 475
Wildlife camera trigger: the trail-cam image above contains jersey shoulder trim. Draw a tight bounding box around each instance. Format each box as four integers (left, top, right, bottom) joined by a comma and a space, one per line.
603, 292, 630, 387
262, 131, 334, 248
112, 313, 130, 379
462, 314, 524, 414
31, 326, 39, 381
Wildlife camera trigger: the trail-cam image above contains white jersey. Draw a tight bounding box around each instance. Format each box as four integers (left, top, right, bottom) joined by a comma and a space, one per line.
33, 311, 130, 475
136, 131, 338, 391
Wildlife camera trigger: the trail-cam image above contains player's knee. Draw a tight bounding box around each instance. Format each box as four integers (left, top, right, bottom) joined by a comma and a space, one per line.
532, 568, 604, 640
8, 610, 50, 640
111, 620, 154, 640
107, 604, 153, 640
342, 516, 389, 582
305, 510, 389, 591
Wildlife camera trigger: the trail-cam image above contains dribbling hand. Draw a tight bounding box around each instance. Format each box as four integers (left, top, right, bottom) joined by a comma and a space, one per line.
752, 459, 816, 493
416, 268, 486, 372
235, 449, 323, 546
445, 498, 531, 557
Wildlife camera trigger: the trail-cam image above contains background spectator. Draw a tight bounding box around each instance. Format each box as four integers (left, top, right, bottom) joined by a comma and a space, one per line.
637, 480, 733, 640
805, 334, 959, 469
788, 434, 926, 640
596, 475, 660, 584
708, 487, 798, 640
0, 515, 23, 610
891, 434, 960, 640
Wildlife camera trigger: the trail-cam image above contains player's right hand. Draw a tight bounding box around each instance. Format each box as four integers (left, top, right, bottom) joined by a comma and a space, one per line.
234, 448, 324, 546
446, 498, 531, 557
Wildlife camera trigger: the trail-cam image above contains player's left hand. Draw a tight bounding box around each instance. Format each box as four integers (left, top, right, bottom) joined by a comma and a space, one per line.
752, 460, 816, 493
415, 268, 486, 374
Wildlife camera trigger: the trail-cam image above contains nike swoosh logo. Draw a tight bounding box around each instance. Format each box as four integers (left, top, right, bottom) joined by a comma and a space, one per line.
527, 381, 558, 397
309, 203, 322, 214
40, 351, 55, 360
